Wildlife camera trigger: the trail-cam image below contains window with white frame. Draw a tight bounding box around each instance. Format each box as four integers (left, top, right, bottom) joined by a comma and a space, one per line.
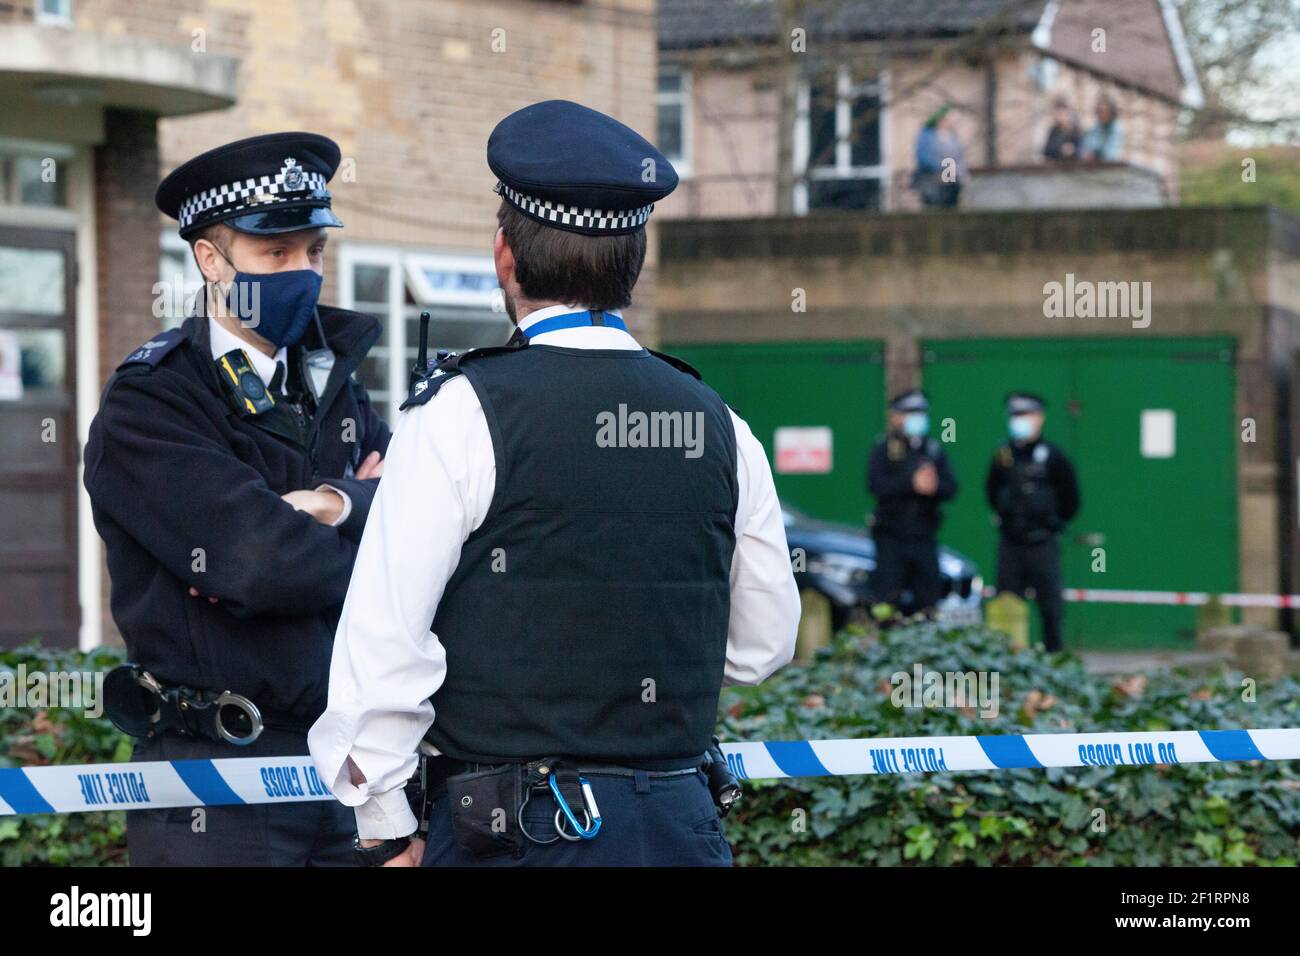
0, 140, 72, 208
794, 68, 887, 213
656, 69, 692, 175
339, 245, 511, 421
36, 0, 73, 26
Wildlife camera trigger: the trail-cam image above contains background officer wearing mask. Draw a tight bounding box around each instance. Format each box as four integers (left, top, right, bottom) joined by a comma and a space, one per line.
866, 390, 958, 614
985, 393, 1081, 651
84, 132, 391, 865
309, 100, 801, 868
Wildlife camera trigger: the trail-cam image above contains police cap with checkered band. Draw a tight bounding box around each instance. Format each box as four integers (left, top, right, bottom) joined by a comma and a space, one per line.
488, 100, 678, 236
156, 132, 344, 240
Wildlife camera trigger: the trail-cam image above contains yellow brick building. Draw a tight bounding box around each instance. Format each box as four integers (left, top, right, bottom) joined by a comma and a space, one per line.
0, 0, 659, 648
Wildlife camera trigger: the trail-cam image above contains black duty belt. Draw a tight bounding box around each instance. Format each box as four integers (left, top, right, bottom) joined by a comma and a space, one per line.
407, 744, 742, 856
422, 755, 701, 801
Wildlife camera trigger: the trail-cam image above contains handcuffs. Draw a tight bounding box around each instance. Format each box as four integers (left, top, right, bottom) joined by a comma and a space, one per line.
103, 663, 265, 746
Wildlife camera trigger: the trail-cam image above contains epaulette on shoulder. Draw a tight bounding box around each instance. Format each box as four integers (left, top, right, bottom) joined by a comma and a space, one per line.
399, 340, 526, 411
647, 348, 702, 380
115, 328, 187, 374
401, 362, 461, 410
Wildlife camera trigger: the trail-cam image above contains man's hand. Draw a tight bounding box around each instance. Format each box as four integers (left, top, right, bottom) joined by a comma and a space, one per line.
383, 837, 424, 867
187, 587, 218, 603
282, 488, 345, 525
357, 835, 425, 867
912, 463, 939, 496
356, 450, 384, 480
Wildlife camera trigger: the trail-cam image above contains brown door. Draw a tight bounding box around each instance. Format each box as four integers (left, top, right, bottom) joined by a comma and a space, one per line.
0, 227, 79, 647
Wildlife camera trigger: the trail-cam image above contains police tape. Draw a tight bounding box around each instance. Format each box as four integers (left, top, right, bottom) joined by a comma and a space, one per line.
984, 585, 1300, 608
1, 728, 1297, 816
1062, 588, 1300, 608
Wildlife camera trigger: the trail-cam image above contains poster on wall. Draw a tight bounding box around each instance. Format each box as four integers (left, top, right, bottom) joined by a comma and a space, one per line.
775, 426, 832, 474
0, 330, 22, 402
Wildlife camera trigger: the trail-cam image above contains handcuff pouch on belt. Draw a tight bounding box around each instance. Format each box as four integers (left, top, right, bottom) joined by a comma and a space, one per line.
103, 664, 265, 746
445, 762, 525, 858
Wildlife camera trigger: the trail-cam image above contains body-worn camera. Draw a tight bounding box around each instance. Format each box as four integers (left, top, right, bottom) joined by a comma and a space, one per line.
216, 348, 276, 416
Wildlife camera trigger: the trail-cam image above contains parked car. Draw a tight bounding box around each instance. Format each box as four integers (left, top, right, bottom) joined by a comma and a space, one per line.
782, 501, 983, 630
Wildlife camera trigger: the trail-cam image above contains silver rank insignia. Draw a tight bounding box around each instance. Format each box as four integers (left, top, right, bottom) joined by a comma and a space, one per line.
281, 157, 305, 190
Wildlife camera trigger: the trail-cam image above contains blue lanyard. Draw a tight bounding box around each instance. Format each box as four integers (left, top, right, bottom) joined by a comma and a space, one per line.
522, 310, 628, 339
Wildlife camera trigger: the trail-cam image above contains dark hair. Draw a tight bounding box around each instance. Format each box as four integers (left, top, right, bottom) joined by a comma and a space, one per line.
496, 200, 646, 311
189, 220, 235, 253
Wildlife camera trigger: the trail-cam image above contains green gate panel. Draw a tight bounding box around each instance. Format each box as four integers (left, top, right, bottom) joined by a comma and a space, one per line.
922, 337, 1238, 650
661, 341, 885, 525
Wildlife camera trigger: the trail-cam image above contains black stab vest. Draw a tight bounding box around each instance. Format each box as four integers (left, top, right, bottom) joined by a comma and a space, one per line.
425, 344, 739, 769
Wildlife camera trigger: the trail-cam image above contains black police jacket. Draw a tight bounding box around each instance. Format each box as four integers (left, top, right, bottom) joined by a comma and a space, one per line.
985, 438, 1081, 545
867, 432, 958, 539
84, 306, 391, 724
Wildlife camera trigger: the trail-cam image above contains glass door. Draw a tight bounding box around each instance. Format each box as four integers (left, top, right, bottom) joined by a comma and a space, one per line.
0, 227, 78, 647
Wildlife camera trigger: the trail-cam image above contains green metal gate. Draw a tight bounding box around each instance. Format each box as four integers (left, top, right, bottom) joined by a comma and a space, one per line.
922, 337, 1238, 649
661, 341, 885, 525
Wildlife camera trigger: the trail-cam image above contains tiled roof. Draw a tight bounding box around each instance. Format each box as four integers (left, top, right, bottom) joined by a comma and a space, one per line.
658, 0, 1049, 50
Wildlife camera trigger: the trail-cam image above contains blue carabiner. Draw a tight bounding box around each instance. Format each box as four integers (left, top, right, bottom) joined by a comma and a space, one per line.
549, 773, 602, 840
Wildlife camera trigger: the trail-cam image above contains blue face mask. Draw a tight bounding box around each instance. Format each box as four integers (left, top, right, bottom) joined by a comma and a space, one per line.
216, 247, 323, 348
1009, 415, 1036, 441
902, 413, 929, 438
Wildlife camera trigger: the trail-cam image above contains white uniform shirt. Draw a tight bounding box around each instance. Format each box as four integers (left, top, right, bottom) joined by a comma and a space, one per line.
208, 316, 352, 527
208, 317, 288, 392
307, 304, 801, 839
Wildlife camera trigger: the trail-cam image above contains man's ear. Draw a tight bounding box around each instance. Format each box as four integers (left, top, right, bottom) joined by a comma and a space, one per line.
493, 227, 514, 291
192, 238, 226, 284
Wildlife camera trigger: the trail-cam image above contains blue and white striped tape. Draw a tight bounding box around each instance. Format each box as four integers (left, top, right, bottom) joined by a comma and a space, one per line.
1, 729, 1297, 816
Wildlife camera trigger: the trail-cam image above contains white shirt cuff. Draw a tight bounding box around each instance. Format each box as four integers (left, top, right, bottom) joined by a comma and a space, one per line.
354, 787, 419, 841
315, 484, 353, 527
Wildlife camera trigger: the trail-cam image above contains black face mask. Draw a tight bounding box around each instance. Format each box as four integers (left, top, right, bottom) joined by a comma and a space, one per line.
211, 243, 323, 348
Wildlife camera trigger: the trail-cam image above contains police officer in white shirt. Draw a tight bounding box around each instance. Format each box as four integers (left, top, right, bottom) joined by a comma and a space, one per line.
309, 100, 800, 867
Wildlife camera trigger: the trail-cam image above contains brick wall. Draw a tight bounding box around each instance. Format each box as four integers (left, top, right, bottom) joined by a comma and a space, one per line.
93, 107, 161, 645
661, 40, 1184, 219
71, 0, 661, 336
94, 108, 162, 384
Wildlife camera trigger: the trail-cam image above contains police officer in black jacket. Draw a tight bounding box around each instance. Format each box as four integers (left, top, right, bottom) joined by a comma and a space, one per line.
84, 132, 391, 865
867, 389, 958, 613
985, 393, 1081, 651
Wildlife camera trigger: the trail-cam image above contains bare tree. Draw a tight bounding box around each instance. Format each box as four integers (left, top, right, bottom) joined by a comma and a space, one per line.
1178, 0, 1300, 141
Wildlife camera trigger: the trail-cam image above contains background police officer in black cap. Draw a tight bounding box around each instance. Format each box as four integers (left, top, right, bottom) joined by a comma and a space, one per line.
867, 389, 958, 614
309, 100, 801, 867
84, 132, 391, 865
985, 393, 1081, 651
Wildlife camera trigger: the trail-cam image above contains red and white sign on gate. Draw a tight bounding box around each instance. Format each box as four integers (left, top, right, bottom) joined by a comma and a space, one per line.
775, 426, 833, 474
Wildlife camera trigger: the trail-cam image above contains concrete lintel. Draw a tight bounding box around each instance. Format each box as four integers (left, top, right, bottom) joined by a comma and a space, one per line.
0, 23, 239, 117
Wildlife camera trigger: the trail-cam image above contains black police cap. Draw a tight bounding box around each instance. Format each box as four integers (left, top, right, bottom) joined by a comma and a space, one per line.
488, 100, 678, 236
890, 389, 929, 413
156, 131, 343, 239
1006, 392, 1046, 415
